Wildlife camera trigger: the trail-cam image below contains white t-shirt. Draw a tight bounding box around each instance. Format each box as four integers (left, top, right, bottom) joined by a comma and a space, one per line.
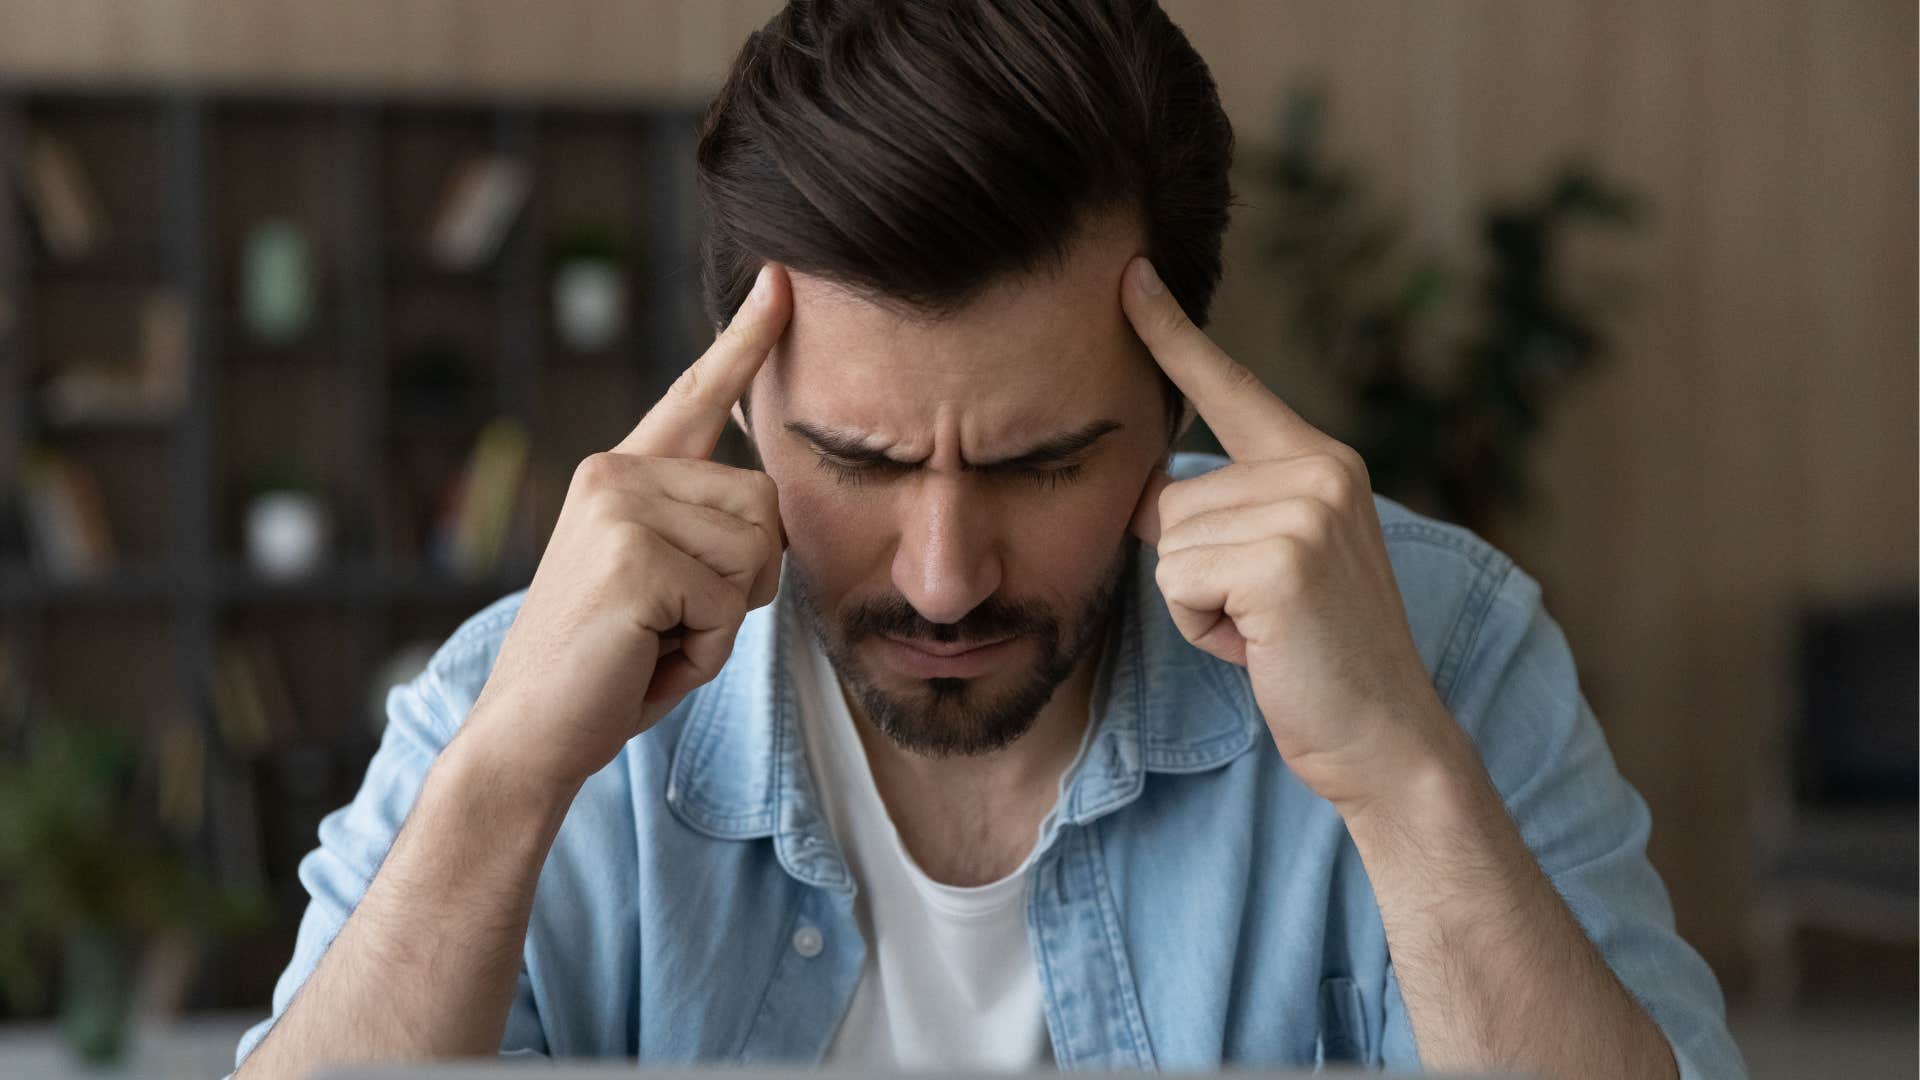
791, 626, 1096, 1071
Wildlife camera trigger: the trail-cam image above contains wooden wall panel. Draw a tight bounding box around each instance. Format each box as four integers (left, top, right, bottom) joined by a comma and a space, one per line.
1800, 0, 1918, 596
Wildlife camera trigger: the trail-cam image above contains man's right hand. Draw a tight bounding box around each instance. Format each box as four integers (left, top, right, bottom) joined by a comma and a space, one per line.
462, 262, 792, 790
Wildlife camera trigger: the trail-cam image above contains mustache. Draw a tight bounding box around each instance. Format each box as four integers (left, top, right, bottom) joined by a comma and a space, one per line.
843, 593, 1059, 647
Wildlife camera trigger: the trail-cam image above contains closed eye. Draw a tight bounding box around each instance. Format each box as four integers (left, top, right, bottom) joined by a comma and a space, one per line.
993, 461, 1086, 491
810, 451, 1088, 491
809, 450, 913, 487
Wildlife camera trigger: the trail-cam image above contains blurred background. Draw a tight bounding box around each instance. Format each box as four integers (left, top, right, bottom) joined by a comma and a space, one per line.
0, 2, 1911, 1077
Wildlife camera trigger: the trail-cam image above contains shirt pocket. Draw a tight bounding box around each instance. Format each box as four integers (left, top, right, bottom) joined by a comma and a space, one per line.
1314, 974, 1371, 1067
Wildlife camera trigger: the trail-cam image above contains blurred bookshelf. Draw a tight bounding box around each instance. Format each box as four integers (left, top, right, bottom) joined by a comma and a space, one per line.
0, 87, 717, 1012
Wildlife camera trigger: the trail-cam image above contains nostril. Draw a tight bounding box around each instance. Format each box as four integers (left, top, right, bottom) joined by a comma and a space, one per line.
891, 546, 1001, 629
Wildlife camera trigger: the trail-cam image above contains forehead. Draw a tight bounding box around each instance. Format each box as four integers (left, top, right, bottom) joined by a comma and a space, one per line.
761, 220, 1153, 438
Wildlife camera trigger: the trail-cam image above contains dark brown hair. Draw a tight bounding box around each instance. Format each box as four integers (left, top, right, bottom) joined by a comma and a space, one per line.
697, 0, 1235, 434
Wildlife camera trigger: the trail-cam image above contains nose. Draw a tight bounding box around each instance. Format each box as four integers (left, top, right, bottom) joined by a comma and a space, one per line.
890, 474, 1002, 625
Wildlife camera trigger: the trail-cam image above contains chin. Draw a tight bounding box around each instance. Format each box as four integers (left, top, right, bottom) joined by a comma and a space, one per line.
839, 650, 1063, 759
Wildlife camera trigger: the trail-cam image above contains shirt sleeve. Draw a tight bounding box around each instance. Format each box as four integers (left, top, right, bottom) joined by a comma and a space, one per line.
1378, 560, 1748, 1080
227, 656, 551, 1077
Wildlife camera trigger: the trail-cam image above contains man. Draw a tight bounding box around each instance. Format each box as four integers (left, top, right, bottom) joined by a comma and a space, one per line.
232, 2, 1744, 1077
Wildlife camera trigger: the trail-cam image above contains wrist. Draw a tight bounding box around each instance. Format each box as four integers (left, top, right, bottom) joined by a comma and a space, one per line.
438, 720, 586, 834
1333, 707, 1492, 846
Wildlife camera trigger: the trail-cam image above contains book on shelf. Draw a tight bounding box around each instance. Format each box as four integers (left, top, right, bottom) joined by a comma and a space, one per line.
155, 718, 207, 834
37, 290, 192, 425
428, 153, 531, 271
19, 129, 105, 261
19, 446, 117, 577
209, 630, 299, 756
0, 638, 21, 722
430, 416, 530, 579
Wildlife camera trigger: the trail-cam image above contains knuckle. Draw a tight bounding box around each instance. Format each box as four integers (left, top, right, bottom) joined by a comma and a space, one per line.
1263, 536, 1308, 589
699, 571, 736, 610
745, 468, 779, 506
720, 581, 749, 622
605, 520, 663, 580
669, 362, 708, 407
741, 521, 774, 566
700, 574, 750, 628
674, 360, 703, 397
1153, 549, 1181, 591
1191, 509, 1230, 546
1220, 360, 1265, 400
573, 451, 619, 491
1326, 442, 1369, 484
1156, 479, 1187, 524
1290, 498, 1336, 543
1306, 456, 1353, 506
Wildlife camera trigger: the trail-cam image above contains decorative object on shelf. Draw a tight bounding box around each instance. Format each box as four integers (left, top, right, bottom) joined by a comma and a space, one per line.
428, 415, 530, 580
37, 289, 191, 426
1258, 88, 1638, 540
548, 221, 632, 352
18, 129, 104, 261
428, 153, 531, 271
243, 491, 332, 582
240, 457, 333, 581
0, 717, 269, 1064
241, 218, 317, 345
18, 447, 116, 579
366, 640, 440, 737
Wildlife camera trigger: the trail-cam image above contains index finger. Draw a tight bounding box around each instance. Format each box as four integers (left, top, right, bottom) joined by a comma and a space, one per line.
615, 262, 792, 459
1120, 256, 1325, 461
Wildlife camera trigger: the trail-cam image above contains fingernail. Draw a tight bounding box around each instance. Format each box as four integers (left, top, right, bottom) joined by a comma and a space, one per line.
1134, 257, 1164, 296
748, 264, 773, 305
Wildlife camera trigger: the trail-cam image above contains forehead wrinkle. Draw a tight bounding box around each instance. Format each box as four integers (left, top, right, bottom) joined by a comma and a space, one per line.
789, 409, 1123, 469
769, 225, 1149, 454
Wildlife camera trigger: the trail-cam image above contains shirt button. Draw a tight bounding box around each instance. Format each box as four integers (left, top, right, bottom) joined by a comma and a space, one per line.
791, 925, 824, 958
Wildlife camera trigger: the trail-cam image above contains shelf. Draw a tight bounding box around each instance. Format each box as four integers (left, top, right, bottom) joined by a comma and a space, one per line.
0, 557, 527, 608
28, 239, 170, 281
0, 87, 698, 1014
211, 558, 525, 606
216, 311, 340, 354
33, 407, 185, 434
0, 559, 182, 605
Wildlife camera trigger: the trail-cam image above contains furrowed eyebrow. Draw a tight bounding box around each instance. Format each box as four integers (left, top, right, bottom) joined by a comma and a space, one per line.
978, 419, 1122, 469
784, 419, 1122, 470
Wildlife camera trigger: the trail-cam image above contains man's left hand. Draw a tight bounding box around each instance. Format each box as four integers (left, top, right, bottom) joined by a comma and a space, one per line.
1121, 255, 1462, 814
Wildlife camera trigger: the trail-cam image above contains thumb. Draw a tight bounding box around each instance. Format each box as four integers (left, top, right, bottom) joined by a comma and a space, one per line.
1130, 467, 1172, 549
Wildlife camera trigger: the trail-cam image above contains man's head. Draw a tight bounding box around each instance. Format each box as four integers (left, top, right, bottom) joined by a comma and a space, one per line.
694, 0, 1234, 757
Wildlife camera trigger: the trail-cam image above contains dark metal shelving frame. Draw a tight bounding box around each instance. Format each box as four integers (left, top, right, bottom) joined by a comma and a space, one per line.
0, 85, 706, 1008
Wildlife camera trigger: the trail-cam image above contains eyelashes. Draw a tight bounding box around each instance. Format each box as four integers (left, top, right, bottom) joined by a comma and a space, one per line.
810, 453, 1087, 492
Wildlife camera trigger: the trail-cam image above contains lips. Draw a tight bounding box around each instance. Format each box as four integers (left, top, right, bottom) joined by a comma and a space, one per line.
872, 634, 1025, 679
887, 635, 1012, 657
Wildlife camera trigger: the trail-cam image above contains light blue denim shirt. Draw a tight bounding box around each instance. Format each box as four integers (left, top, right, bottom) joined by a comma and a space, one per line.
231, 452, 1744, 1078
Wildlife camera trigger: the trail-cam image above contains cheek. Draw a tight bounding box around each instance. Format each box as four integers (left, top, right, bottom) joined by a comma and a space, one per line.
769, 468, 891, 595
998, 472, 1147, 590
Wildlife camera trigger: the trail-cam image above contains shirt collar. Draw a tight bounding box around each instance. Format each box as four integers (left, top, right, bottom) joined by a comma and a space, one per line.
664, 535, 1261, 881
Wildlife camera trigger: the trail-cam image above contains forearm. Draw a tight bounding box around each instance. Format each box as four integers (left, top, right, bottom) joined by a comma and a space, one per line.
236, 724, 578, 1079
1342, 720, 1677, 1079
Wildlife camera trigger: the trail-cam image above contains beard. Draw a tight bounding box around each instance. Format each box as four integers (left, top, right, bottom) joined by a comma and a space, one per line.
787, 537, 1135, 759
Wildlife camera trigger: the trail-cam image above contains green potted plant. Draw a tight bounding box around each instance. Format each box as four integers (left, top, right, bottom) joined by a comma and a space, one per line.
1257, 88, 1638, 542
0, 709, 268, 1065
